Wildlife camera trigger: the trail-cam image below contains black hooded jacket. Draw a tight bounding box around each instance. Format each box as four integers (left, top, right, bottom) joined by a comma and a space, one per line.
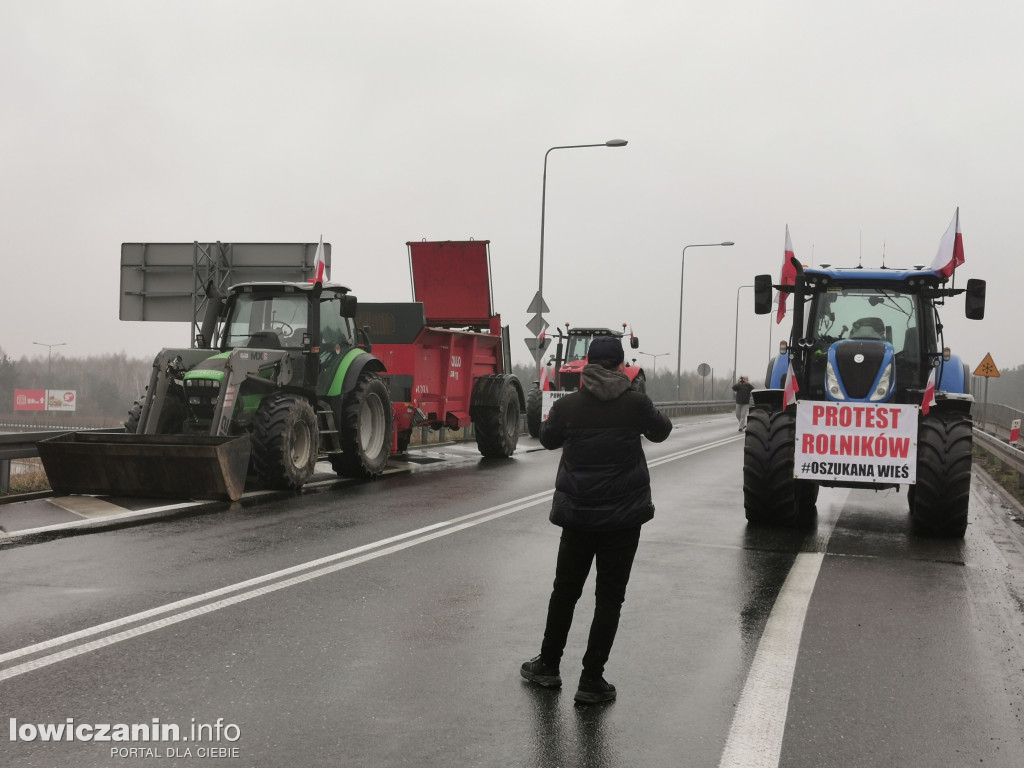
540, 364, 673, 531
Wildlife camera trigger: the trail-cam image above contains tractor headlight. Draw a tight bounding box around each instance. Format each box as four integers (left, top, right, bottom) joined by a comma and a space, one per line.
870, 361, 894, 402
826, 360, 845, 399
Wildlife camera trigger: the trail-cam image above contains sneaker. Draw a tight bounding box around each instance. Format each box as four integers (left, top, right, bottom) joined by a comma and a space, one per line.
574, 674, 616, 704
520, 655, 561, 688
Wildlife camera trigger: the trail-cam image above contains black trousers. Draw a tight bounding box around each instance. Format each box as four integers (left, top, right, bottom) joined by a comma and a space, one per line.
540, 525, 643, 677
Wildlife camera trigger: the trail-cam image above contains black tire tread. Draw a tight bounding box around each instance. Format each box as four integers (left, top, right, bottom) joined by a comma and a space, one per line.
910, 413, 972, 538
474, 375, 520, 458
526, 386, 542, 438
331, 373, 392, 478
252, 394, 318, 490
742, 408, 804, 525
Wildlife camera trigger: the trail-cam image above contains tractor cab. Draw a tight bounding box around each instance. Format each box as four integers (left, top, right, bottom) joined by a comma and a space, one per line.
758, 267, 985, 408
803, 283, 925, 402
180, 282, 362, 431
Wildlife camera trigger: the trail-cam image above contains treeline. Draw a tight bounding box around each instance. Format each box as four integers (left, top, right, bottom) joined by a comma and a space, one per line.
0, 347, 152, 425
976, 363, 1024, 412
5, 348, 1014, 424
510, 362, 737, 402
0, 348, 734, 427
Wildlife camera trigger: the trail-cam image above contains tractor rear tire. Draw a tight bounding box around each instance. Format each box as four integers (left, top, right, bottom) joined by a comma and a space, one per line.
252, 393, 319, 490
910, 412, 972, 538
475, 378, 520, 458
526, 385, 542, 438
332, 373, 392, 478
743, 408, 807, 526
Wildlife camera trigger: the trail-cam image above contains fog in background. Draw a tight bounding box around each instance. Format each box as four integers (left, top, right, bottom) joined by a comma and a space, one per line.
3, 1, 1021, 385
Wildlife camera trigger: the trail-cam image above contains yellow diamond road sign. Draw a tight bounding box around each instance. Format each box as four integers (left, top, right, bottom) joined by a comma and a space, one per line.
973, 352, 1000, 378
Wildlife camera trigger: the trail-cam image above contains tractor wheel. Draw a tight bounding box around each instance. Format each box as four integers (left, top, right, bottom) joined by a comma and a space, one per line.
124, 388, 186, 434
795, 479, 819, 527
742, 408, 806, 526
910, 412, 973, 538
474, 378, 520, 458
125, 399, 144, 433
252, 393, 319, 490
630, 372, 647, 395
526, 385, 542, 438
331, 373, 392, 478
396, 429, 412, 453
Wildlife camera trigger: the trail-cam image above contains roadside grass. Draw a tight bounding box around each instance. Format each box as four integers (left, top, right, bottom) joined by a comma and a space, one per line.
973, 445, 1024, 509
1, 459, 50, 496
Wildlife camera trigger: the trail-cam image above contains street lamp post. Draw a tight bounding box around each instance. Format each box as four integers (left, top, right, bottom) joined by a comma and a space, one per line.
638, 351, 669, 380
530, 139, 628, 362
33, 341, 66, 389
676, 242, 734, 400
733, 284, 754, 383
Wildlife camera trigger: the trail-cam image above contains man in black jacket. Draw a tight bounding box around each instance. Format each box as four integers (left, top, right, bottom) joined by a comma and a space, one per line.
520, 335, 673, 704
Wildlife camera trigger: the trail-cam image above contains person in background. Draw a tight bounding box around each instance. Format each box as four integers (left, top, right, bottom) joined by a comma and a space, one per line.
732, 376, 754, 431
520, 335, 672, 705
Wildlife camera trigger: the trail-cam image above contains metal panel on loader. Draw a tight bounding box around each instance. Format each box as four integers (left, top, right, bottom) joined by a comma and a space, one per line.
37, 433, 251, 502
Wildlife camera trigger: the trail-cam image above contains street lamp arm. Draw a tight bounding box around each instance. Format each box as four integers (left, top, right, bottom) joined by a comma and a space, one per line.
536, 138, 630, 340
676, 241, 735, 400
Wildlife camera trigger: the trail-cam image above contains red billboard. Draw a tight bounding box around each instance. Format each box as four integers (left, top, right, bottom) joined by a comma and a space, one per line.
14, 389, 46, 411
13, 389, 77, 411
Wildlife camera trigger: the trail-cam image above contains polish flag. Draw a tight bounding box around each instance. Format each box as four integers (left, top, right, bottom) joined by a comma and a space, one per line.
539, 365, 552, 391
537, 327, 551, 390
309, 236, 328, 283
782, 360, 799, 409
928, 208, 964, 279
921, 367, 937, 415
776, 225, 799, 324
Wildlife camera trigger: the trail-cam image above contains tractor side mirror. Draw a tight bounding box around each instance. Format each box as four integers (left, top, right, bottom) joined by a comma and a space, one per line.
630, 336, 640, 349
753, 274, 773, 315
358, 325, 373, 352
965, 278, 986, 320
339, 294, 358, 318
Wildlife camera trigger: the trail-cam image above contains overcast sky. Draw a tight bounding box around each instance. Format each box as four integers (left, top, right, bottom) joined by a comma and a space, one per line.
2, 0, 1021, 385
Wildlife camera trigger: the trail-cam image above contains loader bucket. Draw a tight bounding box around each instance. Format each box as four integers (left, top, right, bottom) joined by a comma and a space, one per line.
37, 432, 252, 502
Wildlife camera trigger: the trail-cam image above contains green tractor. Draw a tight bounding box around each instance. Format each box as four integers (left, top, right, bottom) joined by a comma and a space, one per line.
40, 279, 396, 500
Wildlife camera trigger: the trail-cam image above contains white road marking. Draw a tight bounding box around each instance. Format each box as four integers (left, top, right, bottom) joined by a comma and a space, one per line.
46, 496, 131, 519
0, 435, 740, 681
717, 493, 841, 768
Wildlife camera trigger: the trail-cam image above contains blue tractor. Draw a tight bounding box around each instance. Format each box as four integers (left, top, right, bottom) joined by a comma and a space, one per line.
744, 261, 986, 537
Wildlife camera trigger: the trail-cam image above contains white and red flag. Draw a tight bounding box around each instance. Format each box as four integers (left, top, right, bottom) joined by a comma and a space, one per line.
537, 327, 551, 390
782, 359, 800, 409
309, 236, 328, 283
921, 367, 937, 415
776, 225, 799, 324
539, 365, 552, 391
928, 208, 964, 279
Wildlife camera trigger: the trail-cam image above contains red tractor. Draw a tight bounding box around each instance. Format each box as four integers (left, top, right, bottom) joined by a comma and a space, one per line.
525, 324, 644, 437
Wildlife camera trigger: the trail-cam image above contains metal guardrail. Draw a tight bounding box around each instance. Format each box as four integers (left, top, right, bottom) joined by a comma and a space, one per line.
4, 403, 1019, 498
0, 428, 120, 494
974, 428, 1024, 492
0, 402, 734, 494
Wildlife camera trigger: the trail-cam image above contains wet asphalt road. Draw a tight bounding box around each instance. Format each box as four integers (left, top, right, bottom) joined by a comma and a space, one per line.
2, 414, 1024, 768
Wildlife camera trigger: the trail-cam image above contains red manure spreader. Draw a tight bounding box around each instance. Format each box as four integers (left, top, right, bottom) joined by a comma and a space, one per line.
357, 239, 524, 458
